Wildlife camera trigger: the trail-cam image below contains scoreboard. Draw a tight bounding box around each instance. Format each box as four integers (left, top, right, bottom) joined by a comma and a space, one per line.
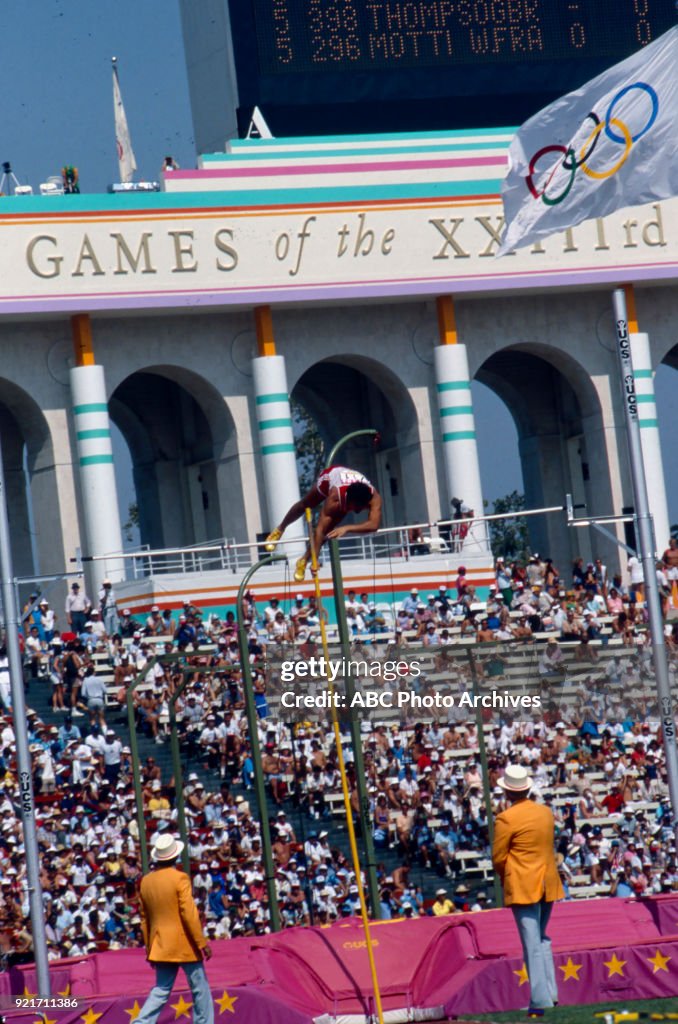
226, 0, 677, 135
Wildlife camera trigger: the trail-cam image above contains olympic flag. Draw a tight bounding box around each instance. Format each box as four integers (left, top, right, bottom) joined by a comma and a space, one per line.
112, 58, 137, 184
497, 27, 678, 256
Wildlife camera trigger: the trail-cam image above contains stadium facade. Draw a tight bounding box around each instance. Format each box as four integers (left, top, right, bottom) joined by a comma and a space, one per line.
0, 130, 673, 604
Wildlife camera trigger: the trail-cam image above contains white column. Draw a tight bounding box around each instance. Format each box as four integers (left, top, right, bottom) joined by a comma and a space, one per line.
433, 343, 490, 555
251, 354, 305, 552
631, 332, 670, 555
69, 364, 125, 588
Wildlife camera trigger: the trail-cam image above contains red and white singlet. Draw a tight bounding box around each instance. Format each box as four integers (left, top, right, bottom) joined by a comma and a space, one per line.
315, 465, 375, 513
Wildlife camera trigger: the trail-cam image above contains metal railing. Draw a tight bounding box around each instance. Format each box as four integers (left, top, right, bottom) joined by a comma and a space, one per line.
93, 514, 497, 580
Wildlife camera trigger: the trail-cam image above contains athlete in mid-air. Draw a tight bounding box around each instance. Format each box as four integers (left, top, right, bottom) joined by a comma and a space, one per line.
265, 466, 383, 582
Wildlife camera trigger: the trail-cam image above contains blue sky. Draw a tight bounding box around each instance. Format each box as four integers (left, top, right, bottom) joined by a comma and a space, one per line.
3, 1, 195, 193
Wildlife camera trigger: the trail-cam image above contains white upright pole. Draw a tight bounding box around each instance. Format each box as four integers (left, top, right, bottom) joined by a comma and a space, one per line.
612, 287, 678, 853
0, 436, 51, 994
252, 353, 305, 556
69, 364, 125, 591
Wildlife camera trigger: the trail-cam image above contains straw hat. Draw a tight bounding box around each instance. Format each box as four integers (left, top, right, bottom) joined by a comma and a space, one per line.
151, 834, 184, 863
497, 765, 533, 793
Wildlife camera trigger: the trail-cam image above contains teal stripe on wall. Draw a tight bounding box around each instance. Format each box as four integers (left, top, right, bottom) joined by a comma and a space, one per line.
442, 430, 476, 441
77, 428, 111, 440
634, 370, 653, 379
639, 419, 659, 428
437, 381, 471, 392
73, 403, 108, 415
258, 418, 293, 430
261, 443, 296, 455
635, 395, 655, 404
256, 393, 289, 405
440, 406, 474, 417
80, 454, 114, 466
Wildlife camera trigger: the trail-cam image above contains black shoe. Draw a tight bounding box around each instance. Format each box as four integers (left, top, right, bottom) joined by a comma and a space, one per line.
527, 1010, 545, 1019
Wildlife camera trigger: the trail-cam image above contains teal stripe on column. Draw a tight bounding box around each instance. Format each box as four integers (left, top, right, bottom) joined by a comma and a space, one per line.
437, 381, 471, 392
639, 419, 659, 428
77, 428, 111, 440
258, 418, 293, 430
80, 454, 114, 466
440, 406, 474, 416
74, 402, 108, 415
256, 393, 289, 405
262, 443, 296, 455
442, 430, 476, 441
635, 394, 655, 403
634, 370, 653, 379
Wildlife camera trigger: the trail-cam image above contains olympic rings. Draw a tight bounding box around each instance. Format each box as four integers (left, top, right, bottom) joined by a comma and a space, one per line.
562, 112, 601, 170
581, 117, 632, 180
605, 82, 658, 143
525, 81, 659, 206
526, 144, 575, 204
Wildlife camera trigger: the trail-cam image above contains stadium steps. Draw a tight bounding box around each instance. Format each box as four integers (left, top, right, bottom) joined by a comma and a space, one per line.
26, 676, 486, 907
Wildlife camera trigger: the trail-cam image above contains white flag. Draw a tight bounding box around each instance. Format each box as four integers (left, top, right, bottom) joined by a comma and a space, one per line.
498, 27, 678, 256
112, 62, 137, 183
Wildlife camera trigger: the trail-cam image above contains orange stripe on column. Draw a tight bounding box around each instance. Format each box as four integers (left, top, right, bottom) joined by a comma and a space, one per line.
436, 295, 458, 345
623, 283, 639, 334
254, 305, 276, 356
71, 313, 95, 366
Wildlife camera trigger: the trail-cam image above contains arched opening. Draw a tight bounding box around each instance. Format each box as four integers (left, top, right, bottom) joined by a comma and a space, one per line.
0, 381, 59, 580
109, 367, 239, 550
472, 380, 524, 505
291, 355, 426, 529
475, 345, 612, 572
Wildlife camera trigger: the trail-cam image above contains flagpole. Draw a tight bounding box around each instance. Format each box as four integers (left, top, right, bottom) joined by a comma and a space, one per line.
612, 286, 678, 854
0, 434, 51, 994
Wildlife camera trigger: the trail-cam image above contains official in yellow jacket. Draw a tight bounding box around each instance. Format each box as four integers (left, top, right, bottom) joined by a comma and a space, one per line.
136, 834, 214, 1024
492, 765, 564, 1018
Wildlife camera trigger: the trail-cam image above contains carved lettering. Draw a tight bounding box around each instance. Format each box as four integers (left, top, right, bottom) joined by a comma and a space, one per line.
72, 235, 105, 277
111, 232, 157, 275
26, 235, 63, 278
168, 230, 198, 272
475, 215, 506, 257
214, 228, 239, 271
429, 218, 469, 259
641, 204, 666, 247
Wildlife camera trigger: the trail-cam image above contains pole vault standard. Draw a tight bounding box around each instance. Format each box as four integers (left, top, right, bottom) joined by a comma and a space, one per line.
611, 286, 678, 855
305, 508, 385, 1024
0, 438, 51, 995
237, 553, 286, 932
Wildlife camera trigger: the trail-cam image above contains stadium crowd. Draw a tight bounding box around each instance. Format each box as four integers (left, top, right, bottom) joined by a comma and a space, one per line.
0, 543, 677, 962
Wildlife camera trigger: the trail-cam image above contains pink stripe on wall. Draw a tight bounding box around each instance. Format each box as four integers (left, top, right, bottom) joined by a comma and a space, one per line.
170, 155, 506, 180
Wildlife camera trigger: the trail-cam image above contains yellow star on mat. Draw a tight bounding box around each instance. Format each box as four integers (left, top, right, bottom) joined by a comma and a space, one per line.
216, 990, 239, 1014
513, 963, 529, 986
32, 1017, 57, 1024
124, 1000, 142, 1021
603, 953, 626, 978
559, 957, 583, 981
647, 948, 671, 974
58, 983, 71, 997
80, 1009, 103, 1024
23, 986, 36, 999
171, 994, 193, 1020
